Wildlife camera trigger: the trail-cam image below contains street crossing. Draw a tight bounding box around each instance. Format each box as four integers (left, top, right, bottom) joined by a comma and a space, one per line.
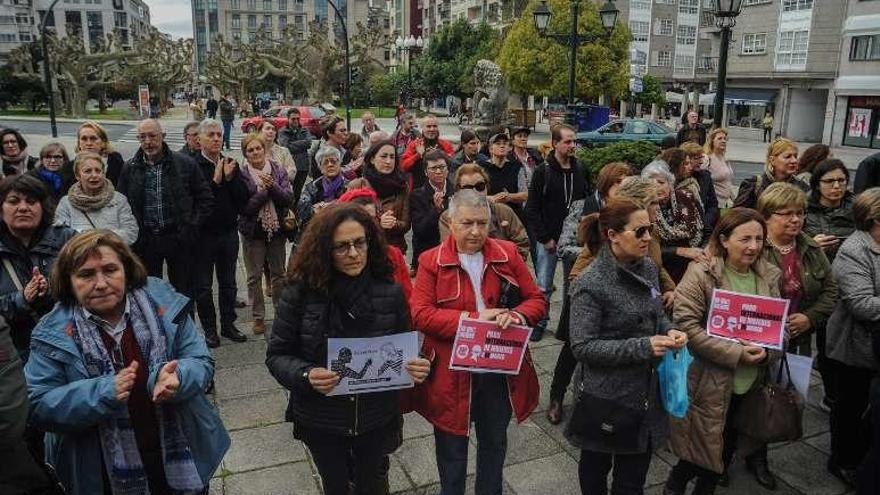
115, 121, 248, 151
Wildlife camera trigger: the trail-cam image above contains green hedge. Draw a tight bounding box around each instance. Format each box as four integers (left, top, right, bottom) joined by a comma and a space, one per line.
576, 140, 660, 179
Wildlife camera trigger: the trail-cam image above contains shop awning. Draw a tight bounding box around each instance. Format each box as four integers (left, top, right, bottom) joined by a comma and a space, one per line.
666, 91, 684, 103
723, 89, 777, 106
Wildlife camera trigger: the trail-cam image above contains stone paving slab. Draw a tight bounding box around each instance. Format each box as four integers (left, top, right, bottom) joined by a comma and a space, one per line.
214, 363, 283, 399
218, 389, 288, 431
223, 462, 322, 495
224, 423, 310, 474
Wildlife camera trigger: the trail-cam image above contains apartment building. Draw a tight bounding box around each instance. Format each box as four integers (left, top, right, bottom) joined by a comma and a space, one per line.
827, 0, 880, 150
0, 0, 151, 63
192, 0, 390, 77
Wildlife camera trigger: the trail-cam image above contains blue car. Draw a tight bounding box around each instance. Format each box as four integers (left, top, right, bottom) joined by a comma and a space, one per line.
576, 118, 676, 147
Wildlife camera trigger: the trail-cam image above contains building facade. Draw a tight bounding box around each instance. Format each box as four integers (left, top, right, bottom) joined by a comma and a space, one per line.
0, 0, 151, 63
827, 0, 880, 150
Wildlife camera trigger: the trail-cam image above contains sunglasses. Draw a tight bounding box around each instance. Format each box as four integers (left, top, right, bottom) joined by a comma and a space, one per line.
459, 181, 487, 192
626, 225, 652, 239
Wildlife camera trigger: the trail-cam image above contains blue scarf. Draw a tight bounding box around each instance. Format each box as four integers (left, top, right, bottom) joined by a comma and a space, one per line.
38, 167, 63, 193
70, 289, 203, 494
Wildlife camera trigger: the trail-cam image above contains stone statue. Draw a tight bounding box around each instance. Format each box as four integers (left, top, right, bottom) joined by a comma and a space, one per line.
472, 59, 509, 130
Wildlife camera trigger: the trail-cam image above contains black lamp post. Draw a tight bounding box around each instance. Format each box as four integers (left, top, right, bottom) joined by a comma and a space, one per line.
533, 0, 619, 105
40, 0, 62, 138
326, 0, 352, 130
711, 0, 743, 129
395, 35, 424, 109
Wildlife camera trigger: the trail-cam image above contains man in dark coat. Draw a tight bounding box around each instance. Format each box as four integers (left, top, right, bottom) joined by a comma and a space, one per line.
179, 121, 201, 158
409, 149, 453, 272
854, 151, 880, 194
218, 95, 236, 150
206, 96, 218, 119
117, 119, 214, 301
277, 108, 313, 203
676, 110, 707, 146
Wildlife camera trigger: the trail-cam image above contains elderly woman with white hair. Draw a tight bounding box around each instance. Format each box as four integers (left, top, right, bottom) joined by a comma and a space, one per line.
642, 160, 707, 283
297, 145, 350, 229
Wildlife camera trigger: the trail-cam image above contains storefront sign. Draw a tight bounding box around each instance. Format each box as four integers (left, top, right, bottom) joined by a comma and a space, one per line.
449, 318, 532, 374
848, 108, 872, 138
706, 289, 789, 350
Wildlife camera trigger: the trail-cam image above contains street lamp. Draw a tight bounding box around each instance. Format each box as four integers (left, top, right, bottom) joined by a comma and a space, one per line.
326, 0, 352, 130
533, 0, 618, 105
39, 0, 62, 138
711, 0, 743, 129
395, 34, 424, 108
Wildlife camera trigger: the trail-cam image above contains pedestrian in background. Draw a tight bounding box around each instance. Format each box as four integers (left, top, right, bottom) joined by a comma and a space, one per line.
277, 107, 313, 203
360, 111, 381, 141
266, 203, 429, 495
54, 152, 139, 245
26, 230, 229, 495
702, 128, 735, 208
206, 95, 218, 119
567, 198, 687, 495
219, 94, 236, 150
796, 144, 831, 184
401, 115, 454, 190
762, 111, 774, 143
676, 110, 706, 146
392, 113, 420, 156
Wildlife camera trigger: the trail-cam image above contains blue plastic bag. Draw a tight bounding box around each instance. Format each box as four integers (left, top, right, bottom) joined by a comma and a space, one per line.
657, 347, 693, 418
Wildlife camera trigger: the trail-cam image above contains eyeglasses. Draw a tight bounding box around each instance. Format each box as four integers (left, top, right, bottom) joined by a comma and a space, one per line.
772, 210, 806, 219
42, 155, 64, 161
819, 177, 847, 186
427, 165, 448, 172
332, 237, 368, 257
137, 132, 162, 142
625, 225, 652, 239
459, 181, 487, 192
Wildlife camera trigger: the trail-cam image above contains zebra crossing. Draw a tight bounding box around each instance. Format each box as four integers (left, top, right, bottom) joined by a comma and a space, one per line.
116, 121, 247, 151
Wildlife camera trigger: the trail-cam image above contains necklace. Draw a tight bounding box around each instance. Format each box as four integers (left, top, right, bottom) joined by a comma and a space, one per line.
768, 237, 796, 255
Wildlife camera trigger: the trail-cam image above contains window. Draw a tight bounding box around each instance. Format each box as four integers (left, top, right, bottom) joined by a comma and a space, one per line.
0, 33, 18, 42
247, 14, 256, 28
654, 18, 673, 36
232, 13, 240, 28
782, 0, 812, 11
263, 0, 272, 10
629, 20, 649, 42
851, 35, 880, 61
679, 0, 698, 14
742, 33, 767, 54
743, 0, 771, 5
655, 0, 675, 4
279, 0, 287, 8
263, 15, 272, 27
279, 14, 286, 28
231, 0, 240, 8
698, 55, 714, 70
65, 10, 82, 37
677, 24, 696, 44
114, 11, 126, 27
247, 0, 256, 9
19, 31, 32, 41
674, 54, 695, 73
631, 0, 650, 9
776, 29, 809, 69
653, 50, 672, 66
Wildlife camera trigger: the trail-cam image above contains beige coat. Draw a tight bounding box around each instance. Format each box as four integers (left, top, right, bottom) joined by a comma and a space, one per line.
668, 256, 782, 473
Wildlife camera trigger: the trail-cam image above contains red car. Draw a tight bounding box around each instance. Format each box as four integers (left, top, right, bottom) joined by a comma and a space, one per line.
240, 105, 326, 137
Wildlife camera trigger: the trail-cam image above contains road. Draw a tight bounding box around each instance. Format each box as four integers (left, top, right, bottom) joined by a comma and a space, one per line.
0, 118, 133, 142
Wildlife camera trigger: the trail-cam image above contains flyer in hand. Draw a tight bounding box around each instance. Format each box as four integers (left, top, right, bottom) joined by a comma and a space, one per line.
326, 331, 419, 396
706, 289, 789, 350
449, 317, 532, 374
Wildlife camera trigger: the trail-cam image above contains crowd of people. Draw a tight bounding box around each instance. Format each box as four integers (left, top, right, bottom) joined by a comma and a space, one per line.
2, 108, 880, 495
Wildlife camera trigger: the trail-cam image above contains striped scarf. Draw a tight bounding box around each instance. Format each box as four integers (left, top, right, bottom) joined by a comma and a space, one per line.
71, 289, 203, 494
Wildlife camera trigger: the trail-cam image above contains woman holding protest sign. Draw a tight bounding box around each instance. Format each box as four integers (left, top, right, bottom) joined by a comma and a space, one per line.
566, 198, 687, 495
265, 203, 430, 495
665, 208, 783, 494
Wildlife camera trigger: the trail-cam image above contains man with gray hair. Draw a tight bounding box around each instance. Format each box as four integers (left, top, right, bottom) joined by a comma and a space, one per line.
191, 118, 249, 346
360, 110, 381, 140
180, 121, 201, 158
118, 118, 214, 306
410, 187, 546, 495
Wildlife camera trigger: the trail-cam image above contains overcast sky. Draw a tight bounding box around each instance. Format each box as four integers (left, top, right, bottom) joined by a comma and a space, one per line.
147, 0, 193, 40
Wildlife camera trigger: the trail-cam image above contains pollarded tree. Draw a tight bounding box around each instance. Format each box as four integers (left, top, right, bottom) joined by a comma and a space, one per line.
205, 35, 265, 104
497, 0, 631, 104
414, 19, 500, 100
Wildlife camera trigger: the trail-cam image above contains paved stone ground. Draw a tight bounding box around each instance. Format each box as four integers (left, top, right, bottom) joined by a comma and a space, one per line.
205, 263, 854, 495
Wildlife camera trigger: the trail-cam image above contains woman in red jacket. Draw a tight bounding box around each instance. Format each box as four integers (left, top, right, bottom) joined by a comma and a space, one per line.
410, 188, 546, 495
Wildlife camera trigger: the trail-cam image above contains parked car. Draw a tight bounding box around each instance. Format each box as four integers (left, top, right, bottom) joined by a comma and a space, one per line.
240, 105, 326, 137
576, 118, 675, 147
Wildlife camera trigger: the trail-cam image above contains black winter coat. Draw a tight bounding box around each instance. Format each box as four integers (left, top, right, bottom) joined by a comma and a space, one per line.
277, 126, 313, 173
118, 144, 214, 245
0, 224, 75, 356
194, 154, 250, 235
410, 181, 452, 262
266, 277, 411, 436
693, 169, 720, 240
733, 171, 809, 210
854, 152, 880, 194
525, 154, 590, 244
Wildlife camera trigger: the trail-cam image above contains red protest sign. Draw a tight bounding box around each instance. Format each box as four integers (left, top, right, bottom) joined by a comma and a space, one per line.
449, 317, 532, 374
706, 289, 789, 350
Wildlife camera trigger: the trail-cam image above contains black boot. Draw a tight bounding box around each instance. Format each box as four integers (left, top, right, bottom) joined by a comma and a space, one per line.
692, 475, 718, 495
746, 450, 777, 491
204, 328, 220, 348
221, 325, 248, 343
663, 463, 692, 495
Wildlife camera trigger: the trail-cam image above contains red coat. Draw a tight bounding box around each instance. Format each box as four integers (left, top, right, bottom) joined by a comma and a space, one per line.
410, 235, 546, 436
388, 245, 413, 301
400, 138, 455, 173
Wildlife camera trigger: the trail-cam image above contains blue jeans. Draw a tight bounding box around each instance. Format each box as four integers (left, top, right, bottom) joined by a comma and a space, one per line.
222, 120, 233, 149
535, 242, 559, 331
434, 374, 512, 495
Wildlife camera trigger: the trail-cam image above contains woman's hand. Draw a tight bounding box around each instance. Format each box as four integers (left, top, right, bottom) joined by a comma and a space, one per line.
649, 335, 675, 357
788, 313, 812, 338
661, 291, 675, 310
307, 367, 340, 395
379, 211, 397, 230
115, 361, 138, 402
405, 358, 431, 384
738, 341, 767, 365
490, 192, 510, 203
667, 329, 688, 349
813, 234, 839, 251
152, 360, 180, 403
23, 267, 47, 303
221, 157, 237, 180
677, 247, 710, 263
348, 156, 364, 172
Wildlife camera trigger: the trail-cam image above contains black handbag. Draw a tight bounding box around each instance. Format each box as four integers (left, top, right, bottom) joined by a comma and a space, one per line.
734, 353, 804, 443
566, 368, 651, 451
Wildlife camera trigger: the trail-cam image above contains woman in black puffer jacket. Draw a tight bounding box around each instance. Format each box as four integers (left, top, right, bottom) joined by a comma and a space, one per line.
266, 203, 430, 495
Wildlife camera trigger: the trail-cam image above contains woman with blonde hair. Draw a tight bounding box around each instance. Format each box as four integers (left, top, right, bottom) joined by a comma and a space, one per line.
259, 120, 296, 178
702, 128, 735, 208
734, 137, 808, 209
67, 120, 126, 188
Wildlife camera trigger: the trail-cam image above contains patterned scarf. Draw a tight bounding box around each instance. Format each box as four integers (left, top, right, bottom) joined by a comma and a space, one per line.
67, 178, 116, 212
247, 161, 280, 240
656, 189, 703, 247
70, 289, 203, 495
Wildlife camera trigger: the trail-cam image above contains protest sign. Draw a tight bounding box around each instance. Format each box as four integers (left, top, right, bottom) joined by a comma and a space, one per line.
327, 331, 419, 396
449, 317, 532, 374
706, 289, 789, 349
